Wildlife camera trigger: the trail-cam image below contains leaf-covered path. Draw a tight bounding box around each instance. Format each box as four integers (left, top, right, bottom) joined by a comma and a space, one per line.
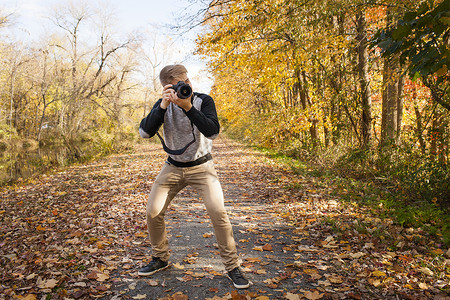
1, 137, 449, 300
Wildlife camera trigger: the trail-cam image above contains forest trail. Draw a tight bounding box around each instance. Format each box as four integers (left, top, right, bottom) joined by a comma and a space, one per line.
1, 137, 449, 300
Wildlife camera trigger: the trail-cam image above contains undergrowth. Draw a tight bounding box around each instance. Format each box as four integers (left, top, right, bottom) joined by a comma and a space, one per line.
247, 140, 450, 246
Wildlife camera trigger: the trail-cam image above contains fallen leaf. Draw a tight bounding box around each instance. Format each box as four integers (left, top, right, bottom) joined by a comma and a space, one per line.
147, 279, 158, 286
286, 292, 300, 300
369, 278, 382, 287
36, 225, 46, 231
419, 282, 429, 290
371, 270, 386, 277
327, 275, 343, 284
54, 191, 67, 196
431, 249, 444, 255
132, 294, 147, 299
173, 262, 184, 269
96, 272, 109, 282
247, 257, 262, 262
176, 275, 193, 282
231, 290, 246, 300
172, 291, 189, 300
350, 252, 365, 259
87, 271, 99, 280
26, 273, 37, 280
304, 290, 324, 300
16, 294, 37, 300
37, 278, 58, 289
135, 232, 147, 238
262, 244, 273, 251
418, 267, 433, 276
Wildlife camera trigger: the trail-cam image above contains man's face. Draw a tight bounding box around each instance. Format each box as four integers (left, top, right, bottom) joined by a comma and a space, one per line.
171, 74, 192, 88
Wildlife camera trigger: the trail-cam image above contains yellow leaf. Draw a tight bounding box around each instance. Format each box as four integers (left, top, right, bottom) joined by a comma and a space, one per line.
0, 210, 5, 214
431, 249, 444, 255
173, 262, 184, 269
253, 246, 263, 251
372, 270, 386, 277
54, 191, 67, 196
135, 232, 147, 238
132, 295, 147, 299
16, 295, 37, 300
36, 225, 46, 231
172, 291, 188, 300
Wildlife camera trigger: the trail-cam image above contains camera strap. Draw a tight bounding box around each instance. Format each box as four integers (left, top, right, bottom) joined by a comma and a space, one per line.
155, 121, 196, 155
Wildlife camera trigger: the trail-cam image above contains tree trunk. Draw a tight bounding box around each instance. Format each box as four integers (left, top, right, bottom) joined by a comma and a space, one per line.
414, 104, 426, 155
380, 8, 404, 147
356, 9, 372, 147
381, 57, 398, 145
396, 73, 405, 143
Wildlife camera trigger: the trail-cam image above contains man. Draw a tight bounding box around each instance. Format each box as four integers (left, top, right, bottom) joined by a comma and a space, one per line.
138, 64, 250, 289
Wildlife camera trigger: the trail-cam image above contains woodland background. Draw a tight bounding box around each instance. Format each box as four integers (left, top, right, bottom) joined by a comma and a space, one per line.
0, 0, 449, 242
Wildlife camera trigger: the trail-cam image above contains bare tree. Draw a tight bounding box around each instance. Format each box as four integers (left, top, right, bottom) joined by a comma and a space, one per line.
49, 1, 136, 150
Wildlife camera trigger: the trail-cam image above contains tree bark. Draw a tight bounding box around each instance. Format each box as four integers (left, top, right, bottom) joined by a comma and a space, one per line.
381, 57, 398, 145
396, 72, 405, 143
356, 9, 372, 147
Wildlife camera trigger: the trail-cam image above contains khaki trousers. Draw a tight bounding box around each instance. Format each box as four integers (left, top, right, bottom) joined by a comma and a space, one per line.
146, 160, 239, 272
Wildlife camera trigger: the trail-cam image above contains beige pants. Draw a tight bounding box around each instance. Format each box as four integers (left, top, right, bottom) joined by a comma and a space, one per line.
146, 160, 239, 272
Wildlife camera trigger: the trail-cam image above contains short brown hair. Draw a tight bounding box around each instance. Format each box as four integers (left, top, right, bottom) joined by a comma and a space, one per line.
159, 64, 188, 86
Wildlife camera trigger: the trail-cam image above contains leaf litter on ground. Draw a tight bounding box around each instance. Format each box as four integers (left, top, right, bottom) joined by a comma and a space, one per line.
0, 137, 449, 299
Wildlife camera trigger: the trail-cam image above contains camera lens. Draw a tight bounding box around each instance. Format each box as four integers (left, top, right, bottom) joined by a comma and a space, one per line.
172, 81, 192, 99
178, 85, 192, 99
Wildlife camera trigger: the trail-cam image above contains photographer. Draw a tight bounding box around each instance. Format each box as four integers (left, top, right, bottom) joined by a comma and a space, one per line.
138, 64, 250, 289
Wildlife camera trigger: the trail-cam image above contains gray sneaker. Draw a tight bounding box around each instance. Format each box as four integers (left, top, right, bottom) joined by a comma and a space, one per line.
138, 257, 169, 276
227, 267, 251, 289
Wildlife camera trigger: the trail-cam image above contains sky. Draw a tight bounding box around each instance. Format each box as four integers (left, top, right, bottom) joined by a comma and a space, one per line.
1, 0, 212, 92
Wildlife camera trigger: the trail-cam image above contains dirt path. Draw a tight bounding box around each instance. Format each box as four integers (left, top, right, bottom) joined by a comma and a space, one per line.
1, 137, 448, 300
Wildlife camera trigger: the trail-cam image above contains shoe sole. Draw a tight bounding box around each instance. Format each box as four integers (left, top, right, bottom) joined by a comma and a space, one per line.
138, 264, 170, 276
227, 275, 251, 289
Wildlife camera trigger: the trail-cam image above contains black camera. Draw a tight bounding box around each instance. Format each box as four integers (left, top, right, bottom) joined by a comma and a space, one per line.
171, 81, 193, 99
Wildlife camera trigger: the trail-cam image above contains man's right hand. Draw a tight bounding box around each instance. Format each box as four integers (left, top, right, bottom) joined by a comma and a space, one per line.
160, 84, 175, 109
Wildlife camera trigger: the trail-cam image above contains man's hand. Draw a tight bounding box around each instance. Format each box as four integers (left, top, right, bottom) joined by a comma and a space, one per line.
161, 84, 192, 111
